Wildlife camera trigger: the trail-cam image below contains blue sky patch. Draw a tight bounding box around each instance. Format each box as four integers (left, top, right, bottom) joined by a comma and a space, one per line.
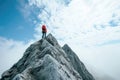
96, 40, 120, 46
0, 0, 36, 41
109, 20, 118, 27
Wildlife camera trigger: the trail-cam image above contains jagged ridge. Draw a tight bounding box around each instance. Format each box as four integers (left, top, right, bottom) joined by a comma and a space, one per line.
1, 34, 95, 80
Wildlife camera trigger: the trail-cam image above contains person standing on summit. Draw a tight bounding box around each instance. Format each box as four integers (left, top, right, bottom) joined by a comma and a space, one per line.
42, 24, 47, 38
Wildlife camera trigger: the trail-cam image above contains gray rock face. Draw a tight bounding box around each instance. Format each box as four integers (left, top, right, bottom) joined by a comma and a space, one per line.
1, 34, 95, 80
62, 44, 95, 80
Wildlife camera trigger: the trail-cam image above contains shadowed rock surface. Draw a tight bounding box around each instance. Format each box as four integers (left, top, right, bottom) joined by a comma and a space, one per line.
0, 34, 95, 80
62, 44, 95, 80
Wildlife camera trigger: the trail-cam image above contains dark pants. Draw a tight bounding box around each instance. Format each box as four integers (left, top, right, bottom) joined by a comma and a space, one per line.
42, 31, 46, 38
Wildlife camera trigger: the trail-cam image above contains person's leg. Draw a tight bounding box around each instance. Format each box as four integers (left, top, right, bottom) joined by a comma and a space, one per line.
45, 32, 46, 38
43, 32, 46, 38
42, 31, 44, 38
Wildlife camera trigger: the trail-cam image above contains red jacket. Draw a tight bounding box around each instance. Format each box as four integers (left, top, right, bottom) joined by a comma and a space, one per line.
42, 25, 47, 32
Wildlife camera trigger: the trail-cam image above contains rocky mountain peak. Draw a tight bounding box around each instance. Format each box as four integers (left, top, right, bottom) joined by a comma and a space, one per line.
1, 34, 95, 80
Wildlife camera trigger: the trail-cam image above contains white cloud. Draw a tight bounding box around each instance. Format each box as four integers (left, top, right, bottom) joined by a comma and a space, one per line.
29, 0, 120, 46
69, 43, 120, 80
0, 37, 34, 78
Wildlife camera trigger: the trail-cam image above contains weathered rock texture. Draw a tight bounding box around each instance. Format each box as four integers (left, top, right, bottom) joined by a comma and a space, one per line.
1, 34, 95, 80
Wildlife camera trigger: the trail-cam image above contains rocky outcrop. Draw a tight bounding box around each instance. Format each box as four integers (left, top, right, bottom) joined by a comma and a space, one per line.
62, 44, 95, 80
1, 34, 95, 80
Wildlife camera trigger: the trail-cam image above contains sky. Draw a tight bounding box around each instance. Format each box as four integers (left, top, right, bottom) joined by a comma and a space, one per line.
0, 0, 120, 80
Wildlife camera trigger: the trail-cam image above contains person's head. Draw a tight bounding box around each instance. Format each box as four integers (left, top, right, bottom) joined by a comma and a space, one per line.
42, 24, 46, 27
